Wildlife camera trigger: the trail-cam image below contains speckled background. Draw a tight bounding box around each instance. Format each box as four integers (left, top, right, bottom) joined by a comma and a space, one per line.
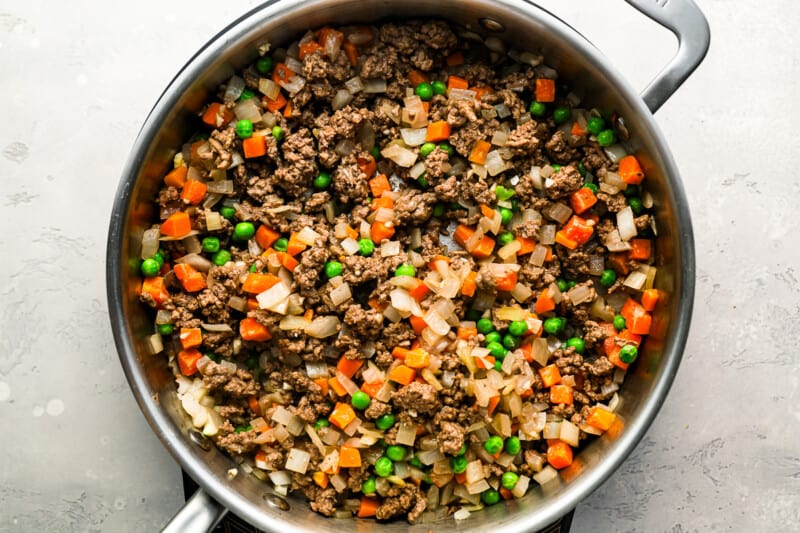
1, 1, 798, 531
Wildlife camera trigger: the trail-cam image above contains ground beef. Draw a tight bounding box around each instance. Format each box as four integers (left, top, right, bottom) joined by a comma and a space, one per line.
586, 355, 616, 376
545, 130, 581, 164
393, 189, 436, 224
293, 246, 329, 290
375, 485, 426, 521
214, 421, 259, 455
364, 400, 392, 420
597, 191, 627, 212
343, 304, 384, 338
310, 488, 338, 517
437, 421, 465, 455
505, 120, 541, 156
332, 154, 369, 203
272, 128, 318, 197
391, 382, 439, 414
545, 165, 583, 200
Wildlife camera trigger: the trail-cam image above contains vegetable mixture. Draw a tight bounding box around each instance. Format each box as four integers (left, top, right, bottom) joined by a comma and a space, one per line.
139, 20, 660, 523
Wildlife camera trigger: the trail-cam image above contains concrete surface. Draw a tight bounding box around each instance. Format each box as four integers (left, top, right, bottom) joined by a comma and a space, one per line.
1, 1, 797, 531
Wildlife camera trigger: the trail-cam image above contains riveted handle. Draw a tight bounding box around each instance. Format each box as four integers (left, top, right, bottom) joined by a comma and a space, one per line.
625, 0, 710, 113
161, 489, 227, 533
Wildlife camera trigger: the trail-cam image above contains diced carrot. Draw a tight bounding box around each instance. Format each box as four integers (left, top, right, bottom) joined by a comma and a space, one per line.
427, 255, 450, 270
469, 140, 492, 165
388, 364, 416, 386
371, 196, 394, 211
178, 348, 203, 376
494, 268, 518, 292
345, 225, 359, 240
550, 384, 573, 405
242, 135, 267, 158
454, 472, 467, 484
618, 155, 645, 185
283, 100, 293, 118
641, 289, 659, 311
180, 179, 207, 206
409, 315, 428, 335
570, 187, 598, 215
357, 154, 377, 178
172, 261, 195, 280
338, 445, 362, 468
571, 122, 585, 137
303, 309, 314, 321
360, 380, 383, 398
607, 252, 630, 275
328, 376, 347, 396
370, 220, 395, 243
408, 69, 430, 86
422, 101, 430, 113
272, 251, 299, 272
561, 215, 595, 246
314, 377, 329, 397
479, 203, 495, 219
189, 140, 205, 163
461, 271, 478, 297
201, 102, 233, 127
543, 245, 554, 262
515, 237, 536, 255
271, 62, 295, 84
488, 395, 500, 415
173, 263, 206, 292
534, 287, 556, 314
453, 224, 475, 248
255, 225, 280, 250
264, 91, 287, 112
368, 298, 386, 312
425, 120, 451, 142
547, 440, 573, 469
242, 272, 280, 294
337, 356, 363, 378
555, 230, 578, 250
472, 236, 496, 259
246, 298, 259, 311
298, 40, 321, 60
586, 406, 617, 431
538, 364, 562, 388
357, 496, 380, 518
328, 402, 356, 430
316, 27, 344, 49
160, 211, 192, 238
286, 233, 307, 256
313, 471, 329, 489
629, 312, 652, 335
239, 317, 272, 341
472, 86, 493, 101
179, 327, 202, 349
519, 343, 533, 363
404, 349, 430, 369
535, 78, 556, 103
499, 487, 514, 500
620, 298, 645, 323
392, 347, 411, 360
629, 239, 652, 261
343, 41, 359, 67
248, 396, 261, 416
446, 52, 465, 66
368, 174, 391, 198
164, 166, 188, 188
457, 326, 477, 340
141, 276, 170, 307
475, 355, 496, 370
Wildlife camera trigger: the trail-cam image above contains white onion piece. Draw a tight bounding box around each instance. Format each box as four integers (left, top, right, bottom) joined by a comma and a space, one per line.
567, 284, 594, 305
448, 88, 476, 101
491, 130, 509, 147
529, 166, 543, 190
603, 171, 626, 190
268, 470, 292, 486
330, 282, 352, 306
423, 310, 451, 336
363, 79, 387, 93
559, 420, 580, 447
305, 361, 328, 380
285, 448, 311, 474
141, 228, 160, 259
390, 289, 414, 316
617, 206, 637, 241
381, 143, 418, 167
531, 338, 549, 367
147, 333, 163, 355
227, 296, 247, 312
465, 460, 485, 485
256, 282, 291, 312
510, 283, 533, 303
224, 75, 245, 104
340, 237, 361, 255
512, 475, 531, 498
176, 253, 213, 273
547, 203, 573, 224
279, 74, 306, 95
497, 239, 522, 260
395, 422, 417, 446
335, 370, 360, 396
485, 150, 507, 176
408, 161, 426, 179
604, 229, 633, 252
623, 270, 647, 290
533, 465, 559, 485
333, 223, 350, 240
380, 240, 401, 257
201, 323, 233, 333
454, 508, 471, 520
539, 224, 556, 245
304, 316, 341, 338
206, 180, 234, 195
295, 226, 321, 246
401, 128, 427, 147
205, 210, 223, 231
332, 89, 353, 111
279, 316, 311, 330
604, 144, 628, 163
588, 255, 605, 276
345, 76, 364, 94
235, 97, 263, 122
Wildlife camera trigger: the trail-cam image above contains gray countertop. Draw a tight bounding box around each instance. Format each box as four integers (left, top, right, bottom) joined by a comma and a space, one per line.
1, 1, 798, 531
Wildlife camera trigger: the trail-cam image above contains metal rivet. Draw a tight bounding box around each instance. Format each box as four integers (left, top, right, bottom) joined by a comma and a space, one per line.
479, 18, 505, 33
188, 429, 212, 451
264, 493, 291, 511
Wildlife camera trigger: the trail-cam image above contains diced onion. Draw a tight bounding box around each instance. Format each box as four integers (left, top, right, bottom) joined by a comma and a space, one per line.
363, 79, 387, 93
512, 475, 531, 498
268, 470, 292, 486
224, 75, 245, 104
465, 460, 485, 485
176, 253, 213, 273
491, 130, 508, 147
279, 74, 306, 95
341, 237, 361, 255
256, 282, 291, 312
330, 282, 352, 306
395, 422, 417, 446
539, 224, 556, 245
567, 284, 594, 305
304, 316, 341, 338
227, 296, 247, 312
533, 465, 559, 485
336, 370, 360, 396
147, 333, 163, 355
279, 315, 311, 330
332, 89, 353, 111
201, 323, 233, 332
604, 144, 628, 163
559, 420, 580, 447
345, 76, 364, 94
423, 309, 451, 336
588, 255, 605, 276
295, 226, 321, 246
449, 88, 476, 101
623, 270, 647, 290
205, 210, 223, 231
454, 508, 471, 520
497, 239, 522, 260
381, 143, 418, 167
617, 206, 637, 241
206, 180, 234, 195
141, 228, 160, 259
466, 479, 490, 495
235, 97, 263, 122
547, 203, 573, 225
604, 229, 633, 252
484, 150, 507, 176
380, 240, 401, 257
401, 128, 427, 147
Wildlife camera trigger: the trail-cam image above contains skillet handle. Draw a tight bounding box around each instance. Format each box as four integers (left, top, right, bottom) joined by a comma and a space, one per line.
625, 0, 710, 113
161, 488, 228, 533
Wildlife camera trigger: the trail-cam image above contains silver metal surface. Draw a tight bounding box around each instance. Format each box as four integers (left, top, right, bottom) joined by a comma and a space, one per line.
106, 0, 707, 531
161, 487, 227, 533
626, 0, 711, 112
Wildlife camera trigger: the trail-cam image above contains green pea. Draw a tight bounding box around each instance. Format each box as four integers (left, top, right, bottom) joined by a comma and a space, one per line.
415, 82, 433, 101
234, 425, 251, 434
484, 435, 504, 455
501, 471, 520, 489
557, 278, 568, 292
361, 477, 377, 495
351, 391, 371, 410
623, 184, 640, 198
628, 197, 644, 215
371, 145, 381, 160
456, 444, 467, 456
619, 344, 638, 364
511, 198, 520, 212
600, 269, 617, 287
529, 101, 547, 117
239, 88, 255, 101
408, 455, 423, 468
583, 182, 598, 194
553, 106, 572, 124
484, 331, 502, 345
375, 457, 393, 477
492, 360, 502, 371
551, 164, 561, 172
543, 317, 567, 336
587, 116, 605, 135
235, 119, 253, 139
504, 436, 521, 455
418, 176, 429, 189
153, 249, 166, 268
157, 323, 174, 335
271, 125, 284, 141
476, 318, 495, 334
255, 56, 274, 75
432, 202, 446, 218
314, 419, 330, 430
487, 342, 507, 359
437, 143, 454, 157
597, 129, 616, 147
375, 413, 395, 431
450, 455, 468, 474
566, 337, 586, 354
358, 238, 375, 256
212, 250, 232, 266
508, 320, 528, 337
233, 222, 255, 241
245, 355, 258, 369
140, 258, 160, 278
385, 445, 406, 462
497, 232, 515, 246
613, 314, 626, 331
499, 207, 513, 225
202, 236, 220, 253
482, 489, 501, 506
205, 352, 220, 363
503, 334, 520, 351
394, 264, 416, 277
495, 185, 515, 201
220, 206, 236, 220
273, 237, 288, 252
324, 261, 343, 278
420, 142, 436, 157
432, 80, 447, 95
567, 280, 577, 289
313, 172, 332, 190
465, 309, 482, 322
249, 264, 258, 273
